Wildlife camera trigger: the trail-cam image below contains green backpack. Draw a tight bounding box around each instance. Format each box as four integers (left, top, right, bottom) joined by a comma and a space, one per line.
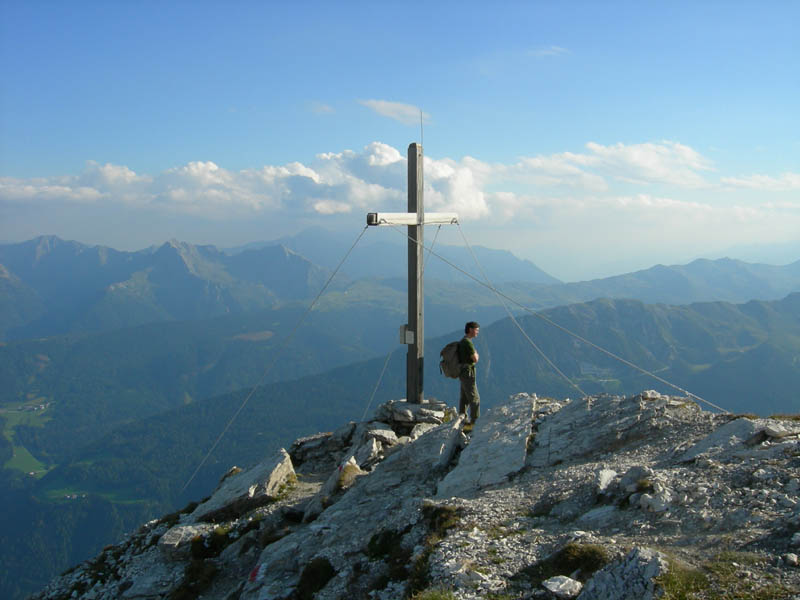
439, 341, 461, 379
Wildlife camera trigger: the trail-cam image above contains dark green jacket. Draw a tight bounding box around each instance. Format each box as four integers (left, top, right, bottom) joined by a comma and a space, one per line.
458, 336, 476, 374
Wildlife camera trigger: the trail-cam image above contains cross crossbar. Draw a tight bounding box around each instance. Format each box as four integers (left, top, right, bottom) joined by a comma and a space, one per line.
366, 212, 459, 227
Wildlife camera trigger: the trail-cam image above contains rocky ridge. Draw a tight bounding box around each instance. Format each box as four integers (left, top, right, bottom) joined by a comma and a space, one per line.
30, 391, 800, 599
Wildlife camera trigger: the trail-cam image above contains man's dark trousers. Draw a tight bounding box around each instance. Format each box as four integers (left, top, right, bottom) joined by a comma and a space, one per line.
459, 366, 480, 423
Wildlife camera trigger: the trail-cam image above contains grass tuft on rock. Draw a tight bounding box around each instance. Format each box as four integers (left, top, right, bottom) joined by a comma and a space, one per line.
410, 587, 456, 600
512, 542, 610, 588
655, 550, 795, 599
656, 557, 708, 599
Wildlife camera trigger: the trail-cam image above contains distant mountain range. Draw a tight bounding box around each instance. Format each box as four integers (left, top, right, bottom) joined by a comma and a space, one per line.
3, 234, 800, 343
258, 226, 562, 284
0, 235, 328, 340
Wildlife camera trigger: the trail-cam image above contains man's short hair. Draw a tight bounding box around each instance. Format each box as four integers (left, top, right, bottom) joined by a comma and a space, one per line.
464, 321, 480, 334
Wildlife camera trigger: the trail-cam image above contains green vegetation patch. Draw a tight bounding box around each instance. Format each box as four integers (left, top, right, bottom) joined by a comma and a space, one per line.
40, 485, 148, 505
2, 402, 53, 429
769, 413, 800, 421
512, 542, 610, 588
700, 551, 792, 599
2, 401, 53, 474
4, 443, 48, 474
656, 557, 708, 599
366, 527, 415, 585
655, 550, 795, 600
422, 503, 463, 542
405, 504, 465, 597
41, 487, 90, 502
410, 587, 456, 600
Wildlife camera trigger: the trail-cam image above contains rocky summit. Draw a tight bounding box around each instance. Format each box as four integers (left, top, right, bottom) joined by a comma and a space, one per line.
31, 391, 800, 600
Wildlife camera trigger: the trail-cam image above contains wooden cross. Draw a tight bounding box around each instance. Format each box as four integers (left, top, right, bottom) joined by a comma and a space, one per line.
366, 143, 459, 404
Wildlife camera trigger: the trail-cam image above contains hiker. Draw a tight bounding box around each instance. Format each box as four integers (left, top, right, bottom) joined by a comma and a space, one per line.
458, 321, 481, 424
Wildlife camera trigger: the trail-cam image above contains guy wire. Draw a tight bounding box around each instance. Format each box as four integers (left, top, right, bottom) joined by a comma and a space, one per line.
387, 223, 728, 414
180, 225, 370, 494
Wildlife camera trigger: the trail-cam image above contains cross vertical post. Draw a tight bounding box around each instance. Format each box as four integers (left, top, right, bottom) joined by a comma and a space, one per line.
365, 142, 458, 406
407, 143, 424, 403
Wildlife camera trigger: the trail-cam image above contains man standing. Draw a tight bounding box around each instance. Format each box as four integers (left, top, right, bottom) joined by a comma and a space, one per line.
458, 321, 481, 424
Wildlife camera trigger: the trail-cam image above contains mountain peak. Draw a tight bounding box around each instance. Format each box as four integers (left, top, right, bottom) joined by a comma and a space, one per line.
31, 391, 800, 599
29, 235, 76, 261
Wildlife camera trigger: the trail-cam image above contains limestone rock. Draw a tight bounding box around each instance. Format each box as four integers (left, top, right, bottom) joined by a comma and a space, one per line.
373, 398, 449, 428
543, 575, 583, 598
410, 422, 438, 439
189, 447, 295, 523
367, 426, 398, 446
241, 416, 464, 599
302, 456, 367, 522
158, 524, 215, 560
350, 436, 381, 469
679, 416, 800, 463
578, 547, 669, 600
595, 468, 617, 494
436, 396, 534, 498
527, 392, 704, 468
619, 466, 655, 494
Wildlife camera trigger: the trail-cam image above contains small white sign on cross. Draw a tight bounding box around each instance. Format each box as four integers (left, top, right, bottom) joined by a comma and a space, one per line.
366, 143, 459, 404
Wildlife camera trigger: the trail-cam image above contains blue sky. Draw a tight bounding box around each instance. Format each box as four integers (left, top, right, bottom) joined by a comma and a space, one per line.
1, 1, 798, 280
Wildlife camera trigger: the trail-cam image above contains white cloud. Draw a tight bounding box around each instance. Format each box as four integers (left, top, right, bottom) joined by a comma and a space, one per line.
581, 141, 714, 187
424, 156, 489, 218
0, 178, 103, 204
721, 172, 800, 191
469, 141, 715, 196
81, 161, 149, 187
510, 154, 609, 191
2, 140, 799, 280
0, 141, 770, 223
359, 99, 431, 126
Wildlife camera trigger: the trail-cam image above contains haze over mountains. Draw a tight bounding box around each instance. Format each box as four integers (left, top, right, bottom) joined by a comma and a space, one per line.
1, 232, 800, 599
3, 233, 800, 342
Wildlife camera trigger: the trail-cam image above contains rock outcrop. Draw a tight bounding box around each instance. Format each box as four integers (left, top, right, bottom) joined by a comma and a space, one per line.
30, 392, 800, 599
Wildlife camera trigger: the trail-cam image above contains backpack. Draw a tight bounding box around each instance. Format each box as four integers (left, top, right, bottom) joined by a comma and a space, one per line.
439, 341, 461, 379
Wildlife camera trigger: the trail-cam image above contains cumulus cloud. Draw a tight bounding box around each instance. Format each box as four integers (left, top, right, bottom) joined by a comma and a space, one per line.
424, 156, 489, 218
2, 140, 798, 278
359, 99, 431, 125
0, 141, 774, 224
81, 161, 150, 187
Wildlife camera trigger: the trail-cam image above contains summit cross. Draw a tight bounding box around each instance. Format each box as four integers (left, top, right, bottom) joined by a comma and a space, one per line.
366, 143, 459, 404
